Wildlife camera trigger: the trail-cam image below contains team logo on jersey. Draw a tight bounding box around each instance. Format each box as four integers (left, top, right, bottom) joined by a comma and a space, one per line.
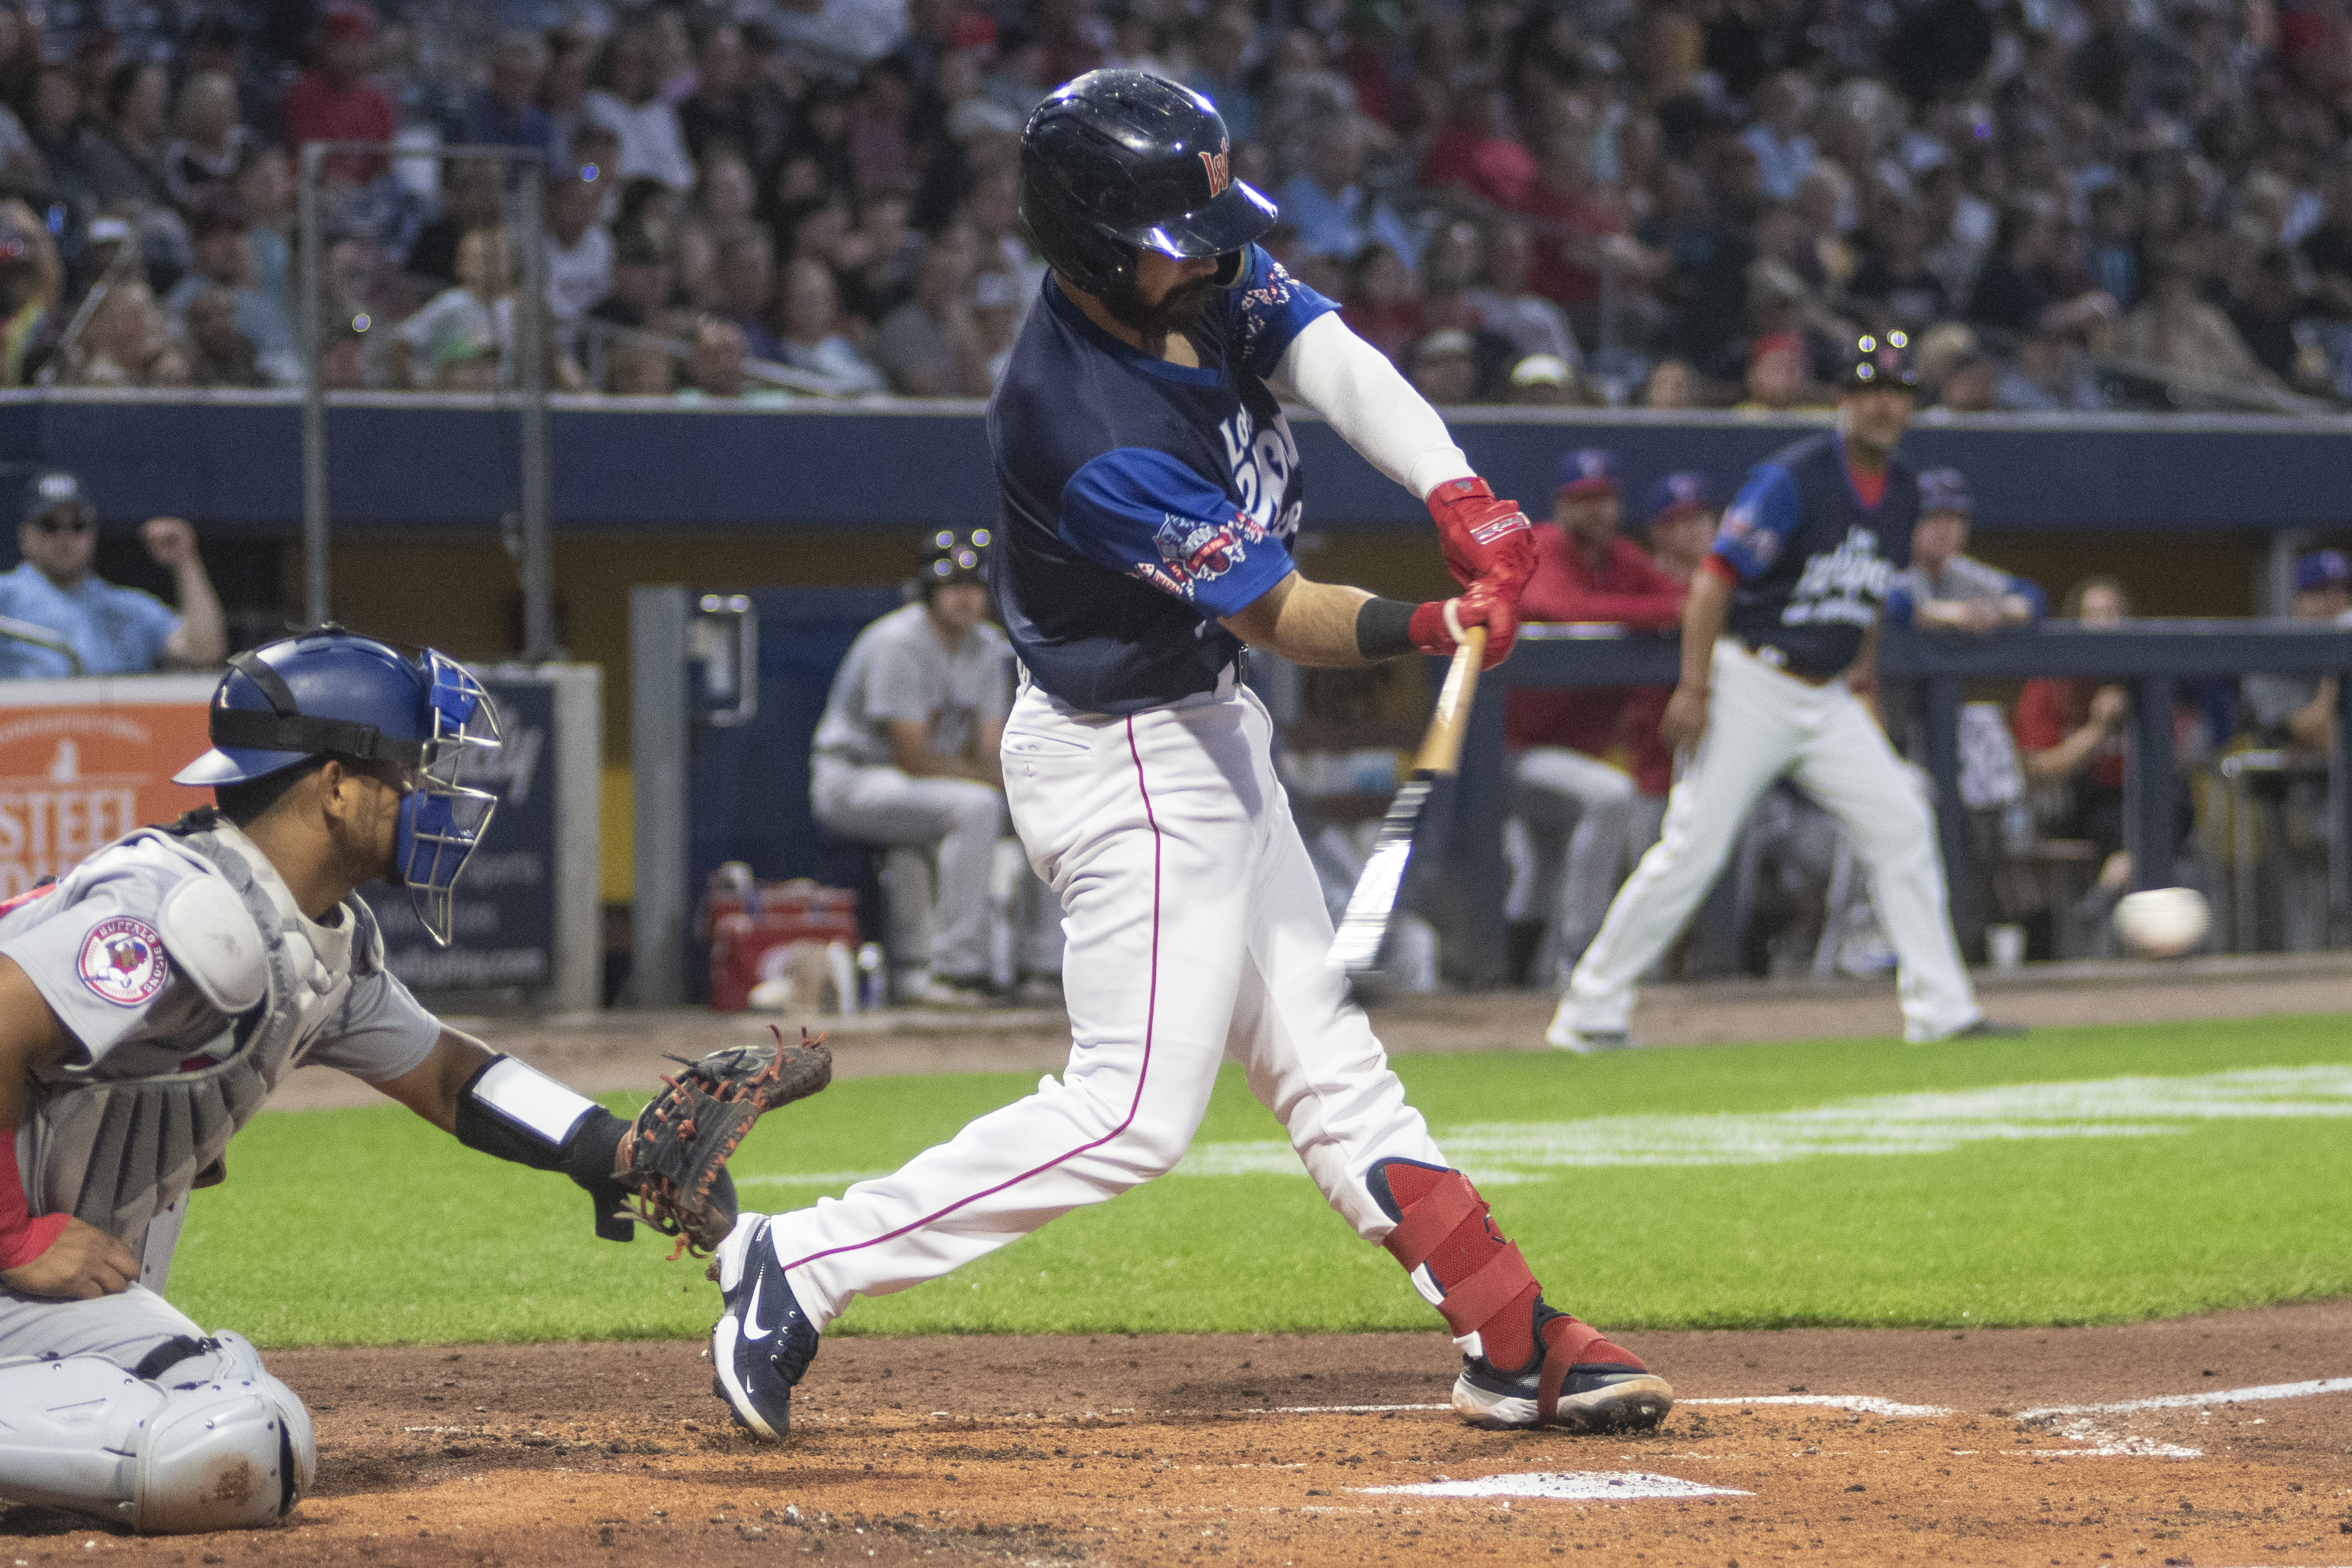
1717, 501, 1778, 567
1149, 515, 1249, 597
79, 916, 170, 1007
1781, 527, 1892, 627
1200, 144, 1231, 197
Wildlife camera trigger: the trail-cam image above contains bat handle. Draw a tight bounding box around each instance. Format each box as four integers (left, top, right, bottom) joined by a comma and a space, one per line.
1413, 626, 1485, 776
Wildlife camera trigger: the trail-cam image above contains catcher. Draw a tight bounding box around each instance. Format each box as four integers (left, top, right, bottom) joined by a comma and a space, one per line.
0, 629, 826, 1533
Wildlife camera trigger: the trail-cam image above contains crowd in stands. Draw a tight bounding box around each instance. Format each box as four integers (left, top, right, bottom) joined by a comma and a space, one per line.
0, 0, 2347, 402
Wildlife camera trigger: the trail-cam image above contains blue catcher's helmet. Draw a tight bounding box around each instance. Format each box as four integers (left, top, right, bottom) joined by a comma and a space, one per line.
174, 628, 502, 947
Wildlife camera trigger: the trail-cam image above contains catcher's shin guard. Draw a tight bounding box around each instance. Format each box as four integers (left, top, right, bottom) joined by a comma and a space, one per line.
1369, 1158, 1672, 1431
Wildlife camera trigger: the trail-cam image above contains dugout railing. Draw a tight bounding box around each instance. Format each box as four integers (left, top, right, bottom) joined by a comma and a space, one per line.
1432, 620, 2352, 986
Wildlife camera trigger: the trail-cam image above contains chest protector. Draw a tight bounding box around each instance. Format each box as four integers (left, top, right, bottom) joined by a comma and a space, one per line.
27, 821, 383, 1245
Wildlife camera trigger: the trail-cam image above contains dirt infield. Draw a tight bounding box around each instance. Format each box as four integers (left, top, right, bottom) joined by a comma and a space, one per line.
7, 1300, 2348, 1565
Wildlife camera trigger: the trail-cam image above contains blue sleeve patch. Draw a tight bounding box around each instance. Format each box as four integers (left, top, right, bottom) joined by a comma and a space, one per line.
1228, 244, 1340, 380
1062, 448, 1296, 619
1711, 464, 1802, 582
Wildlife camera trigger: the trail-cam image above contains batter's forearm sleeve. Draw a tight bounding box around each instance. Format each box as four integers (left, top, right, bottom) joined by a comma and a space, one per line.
1355, 596, 1418, 660
1271, 313, 1474, 501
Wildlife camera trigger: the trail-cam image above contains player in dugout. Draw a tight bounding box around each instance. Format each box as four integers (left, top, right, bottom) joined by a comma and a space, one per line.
0, 629, 815, 1534
809, 527, 1064, 1008
0, 471, 227, 679
1549, 333, 2022, 1051
1504, 448, 1686, 988
707, 70, 1674, 1445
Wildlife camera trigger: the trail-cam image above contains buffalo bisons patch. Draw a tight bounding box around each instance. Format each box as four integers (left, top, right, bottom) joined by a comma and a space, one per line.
79, 917, 170, 1007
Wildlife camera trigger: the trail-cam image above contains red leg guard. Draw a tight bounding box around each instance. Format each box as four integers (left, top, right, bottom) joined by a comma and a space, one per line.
1377, 1165, 1541, 1369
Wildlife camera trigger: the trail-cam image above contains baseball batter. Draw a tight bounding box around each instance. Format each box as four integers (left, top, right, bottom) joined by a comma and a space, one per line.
1550, 335, 2018, 1051
0, 630, 813, 1533
711, 70, 1673, 1443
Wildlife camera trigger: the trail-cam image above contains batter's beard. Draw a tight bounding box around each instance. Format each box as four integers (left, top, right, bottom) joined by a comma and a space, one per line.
1104, 271, 1221, 340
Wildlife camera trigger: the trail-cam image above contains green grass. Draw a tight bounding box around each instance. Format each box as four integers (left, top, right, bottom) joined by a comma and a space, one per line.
170, 1014, 2352, 1346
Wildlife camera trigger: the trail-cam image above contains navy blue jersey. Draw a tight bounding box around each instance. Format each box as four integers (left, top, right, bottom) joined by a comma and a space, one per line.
1711, 431, 1917, 678
986, 244, 1338, 713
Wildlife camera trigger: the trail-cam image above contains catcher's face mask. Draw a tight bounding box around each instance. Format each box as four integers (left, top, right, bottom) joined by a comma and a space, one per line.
392, 652, 502, 947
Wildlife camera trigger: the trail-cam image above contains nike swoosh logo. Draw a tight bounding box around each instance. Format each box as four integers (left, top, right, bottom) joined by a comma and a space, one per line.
742, 1270, 783, 1340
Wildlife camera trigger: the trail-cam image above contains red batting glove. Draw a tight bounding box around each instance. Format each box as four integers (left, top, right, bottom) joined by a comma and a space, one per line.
1408, 579, 1519, 670
1426, 476, 1537, 593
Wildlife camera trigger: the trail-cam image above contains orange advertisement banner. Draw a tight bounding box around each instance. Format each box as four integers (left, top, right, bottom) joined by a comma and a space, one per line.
0, 683, 216, 898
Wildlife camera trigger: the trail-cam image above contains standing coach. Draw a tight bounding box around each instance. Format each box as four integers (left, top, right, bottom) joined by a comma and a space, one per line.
1548, 333, 2019, 1051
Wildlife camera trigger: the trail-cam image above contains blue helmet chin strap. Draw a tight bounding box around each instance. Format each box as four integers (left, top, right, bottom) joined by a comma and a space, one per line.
391, 652, 502, 947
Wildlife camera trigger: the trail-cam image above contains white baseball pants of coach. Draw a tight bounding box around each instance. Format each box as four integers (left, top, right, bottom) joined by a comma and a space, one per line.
768, 677, 1447, 1329
1558, 639, 1981, 1044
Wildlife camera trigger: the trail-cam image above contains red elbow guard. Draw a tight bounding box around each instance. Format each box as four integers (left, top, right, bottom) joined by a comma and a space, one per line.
0, 1126, 70, 1272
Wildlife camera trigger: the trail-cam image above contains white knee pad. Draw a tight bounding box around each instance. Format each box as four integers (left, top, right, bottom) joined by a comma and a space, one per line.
0, 1332, 314, 1535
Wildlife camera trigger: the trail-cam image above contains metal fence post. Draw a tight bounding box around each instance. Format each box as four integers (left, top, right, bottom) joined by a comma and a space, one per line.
298, 141, 329, 628
515, 162, 553, 662
2129, 673, 2179, 891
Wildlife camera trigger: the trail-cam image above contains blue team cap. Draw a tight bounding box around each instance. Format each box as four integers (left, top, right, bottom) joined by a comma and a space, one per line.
1644, 472, 1712, 526
1918, 468, 1973, 519
1555, 449, 1618, 498
2296, 548, 2351, 593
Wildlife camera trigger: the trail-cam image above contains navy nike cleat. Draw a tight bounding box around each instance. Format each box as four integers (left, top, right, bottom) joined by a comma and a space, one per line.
708, 1214, 818, 1440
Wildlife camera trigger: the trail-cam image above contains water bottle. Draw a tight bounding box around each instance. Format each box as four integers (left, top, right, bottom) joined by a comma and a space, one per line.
856, 942, 886, 1011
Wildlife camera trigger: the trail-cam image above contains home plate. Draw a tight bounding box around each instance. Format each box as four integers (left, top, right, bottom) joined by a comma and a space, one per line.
1361, 1472, 1750, 1501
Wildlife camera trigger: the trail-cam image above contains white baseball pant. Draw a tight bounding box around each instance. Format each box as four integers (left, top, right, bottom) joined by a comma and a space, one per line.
770, 679, 1447, 1330
1558, 639, 1981, 1044
812, 756, 1040, 980
1511, 747, 1636, 983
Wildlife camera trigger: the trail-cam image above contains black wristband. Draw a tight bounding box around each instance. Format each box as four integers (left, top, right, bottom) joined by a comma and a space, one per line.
1355, 596, 1418, 661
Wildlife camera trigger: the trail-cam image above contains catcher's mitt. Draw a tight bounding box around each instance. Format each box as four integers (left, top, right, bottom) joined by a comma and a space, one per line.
601, 1026, 832, 1258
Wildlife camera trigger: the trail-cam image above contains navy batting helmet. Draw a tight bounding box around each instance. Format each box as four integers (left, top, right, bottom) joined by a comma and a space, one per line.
1019, 69, 1278, 298
1843, 329, 1918, 390
175, 628, 502, 947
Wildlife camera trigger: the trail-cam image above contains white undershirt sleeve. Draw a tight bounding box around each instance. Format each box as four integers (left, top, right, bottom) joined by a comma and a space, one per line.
1269, 311, 1478, 502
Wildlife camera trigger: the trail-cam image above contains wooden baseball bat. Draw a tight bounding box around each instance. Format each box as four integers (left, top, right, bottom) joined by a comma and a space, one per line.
1329, 626, 1486, 974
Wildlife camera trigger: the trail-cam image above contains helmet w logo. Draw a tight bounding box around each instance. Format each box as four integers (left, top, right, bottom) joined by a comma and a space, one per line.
1200, 147, 1230, 197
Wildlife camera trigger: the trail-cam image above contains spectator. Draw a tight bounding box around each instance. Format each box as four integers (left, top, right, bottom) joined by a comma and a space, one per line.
677, 24, 791, 179
0, 202, 61, 386
0, 471, 226, 677
59, 279, 173, 386
709, 230, 784, 359
2242, 550, 2350, 756
678, 151, 762, 306
1848, 203, 1950, 336
540, 35, 595, 166
1338, 242, 1419, 363
1173, 11, 1258, 146
605, 337, 675, 396
875, 228, 990, 397
1641, 358, 1700, 409
184, 286, 264, 387
584, 25, 696, 192
1407, 328, 1477, 404
1739, 72, 1816, 202
2227, 248, 2315, 389
1507, 353, 1579, 405
393, 227, 515, 390
1503, 450, 1685, 984
2014, 577, 2136, 898
1417, 79, 1533, 210
1735, 331, 1825, 412
162, 71, 256, 213
89, 60, 175, 212
808, 535, 1057, 1007
406, 157, 507, 290
588, 228, 675, 331
776, 257, 886, 394
234, 149, 295, 311
163, 208, 301, 385
454, 31, 560, 168
2117, 250, 2288, 403
281, 3, 398, 187
685, 313, 749, 397
1275, 115, 1416, 268
1969, 202, 2117, 340
1463, 219, 1581, 369
542, 169, 613, 331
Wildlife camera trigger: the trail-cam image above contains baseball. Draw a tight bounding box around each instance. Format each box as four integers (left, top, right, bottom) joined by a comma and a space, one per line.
2114, 887, 2211, 959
